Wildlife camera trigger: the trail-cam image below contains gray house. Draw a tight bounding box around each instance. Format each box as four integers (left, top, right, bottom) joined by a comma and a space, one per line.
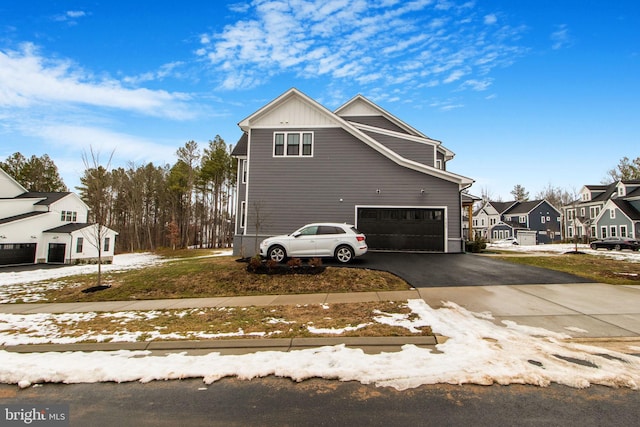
231, 88, 474, 257
496, 199, 562, 244
563, 180, 640, 241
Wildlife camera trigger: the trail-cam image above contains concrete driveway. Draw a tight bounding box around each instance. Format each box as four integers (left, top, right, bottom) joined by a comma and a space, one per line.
348, 252, 592, 288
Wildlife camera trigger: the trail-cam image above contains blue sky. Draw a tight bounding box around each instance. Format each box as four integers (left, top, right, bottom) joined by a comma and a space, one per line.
0, 0, 638, 200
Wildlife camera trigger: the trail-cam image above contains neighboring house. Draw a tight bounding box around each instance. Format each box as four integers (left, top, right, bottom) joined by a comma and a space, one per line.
231, 88, 474, 256
464, 201, 516, 240
0, 168, 118, 266
499, 200, 562, 244
563, 180, 640, 241
464, 199, 561, 244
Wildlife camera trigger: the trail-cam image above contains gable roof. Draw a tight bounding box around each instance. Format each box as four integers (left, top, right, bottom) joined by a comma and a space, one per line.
231, 133, 248, 157
0, 168, 27, 198
236, 88, 473, 188
488, 201, 518, 214
0, 211, 47, 225
44, 223, 94, 233
334, 94, 428, 138
16, 192, 72, 205
610, 199, 640, 221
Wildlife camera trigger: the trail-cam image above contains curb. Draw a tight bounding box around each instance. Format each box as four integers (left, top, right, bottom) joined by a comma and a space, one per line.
2, 336, 442, 355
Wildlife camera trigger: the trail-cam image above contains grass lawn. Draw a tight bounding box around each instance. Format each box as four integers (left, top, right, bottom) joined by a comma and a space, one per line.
493, 253, 640, 286
7, 301, 432, 343
40, 250, 410, 303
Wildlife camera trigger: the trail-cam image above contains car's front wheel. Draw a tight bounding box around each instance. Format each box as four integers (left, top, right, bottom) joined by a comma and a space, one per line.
334, 245, 354, 263
614, 244, 622, 251
590, 243, 597, 250
267, 245, 287, 263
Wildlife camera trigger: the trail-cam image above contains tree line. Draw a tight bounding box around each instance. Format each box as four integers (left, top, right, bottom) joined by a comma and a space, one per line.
1, 136, 237, 253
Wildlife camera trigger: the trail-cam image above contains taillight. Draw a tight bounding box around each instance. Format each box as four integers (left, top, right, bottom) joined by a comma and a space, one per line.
357, 236, 365, 241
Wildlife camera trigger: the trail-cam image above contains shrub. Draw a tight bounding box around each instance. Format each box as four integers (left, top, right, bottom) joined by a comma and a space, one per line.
466, 235, 487, 253
308, 257, 323, 267
287, 258, 303, 268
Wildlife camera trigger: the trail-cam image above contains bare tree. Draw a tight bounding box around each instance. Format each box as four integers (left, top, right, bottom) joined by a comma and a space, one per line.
78, 147, 115, 287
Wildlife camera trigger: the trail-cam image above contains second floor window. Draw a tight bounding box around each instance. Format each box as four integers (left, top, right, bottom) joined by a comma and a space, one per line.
274, 132, 313, 157
61, 211, 77, 222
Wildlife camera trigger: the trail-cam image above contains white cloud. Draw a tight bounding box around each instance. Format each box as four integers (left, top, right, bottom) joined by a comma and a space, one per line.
198, 0, 525, 93
484, 14, 497, 25
551, 24, 572, 50
0, 44, 195, 120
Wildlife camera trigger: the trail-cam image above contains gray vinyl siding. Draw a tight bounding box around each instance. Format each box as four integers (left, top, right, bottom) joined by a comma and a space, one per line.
596, 207, 632, 238
342, 116, 408, 134
239, 127, 462, 253
360, 130, 435, 166
437, 151, 446, 170
526, 201, 562, 243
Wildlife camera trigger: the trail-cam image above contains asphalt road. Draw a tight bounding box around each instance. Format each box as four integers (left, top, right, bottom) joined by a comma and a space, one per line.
343, 252, 593, 287
2, 378, 638, 426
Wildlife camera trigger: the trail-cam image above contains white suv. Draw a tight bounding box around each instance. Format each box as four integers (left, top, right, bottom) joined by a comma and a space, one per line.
260, 223, 368, 263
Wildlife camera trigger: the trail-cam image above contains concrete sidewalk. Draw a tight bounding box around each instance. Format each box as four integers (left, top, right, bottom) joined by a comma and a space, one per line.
2, 284, 640, 354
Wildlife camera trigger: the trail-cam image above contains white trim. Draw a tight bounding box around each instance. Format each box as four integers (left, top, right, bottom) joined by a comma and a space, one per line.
354, 205, 448, 252
272, 131, 314, 158
239, 89, 473, 188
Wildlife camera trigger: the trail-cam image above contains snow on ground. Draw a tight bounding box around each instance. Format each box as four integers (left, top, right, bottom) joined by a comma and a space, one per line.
1, 248, 639, 390
1, 299, 639, 390
487, 243, 640, 262
0, 252, 165, 303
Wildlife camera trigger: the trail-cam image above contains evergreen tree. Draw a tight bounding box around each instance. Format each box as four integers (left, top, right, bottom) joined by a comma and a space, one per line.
510, 184, 529, 202
0, 152, 67, 192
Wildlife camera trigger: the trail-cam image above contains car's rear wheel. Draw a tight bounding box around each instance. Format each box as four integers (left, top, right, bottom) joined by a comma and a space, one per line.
614, 244, 622, 251
334, 245, 354, 263
267, 245, 287, 263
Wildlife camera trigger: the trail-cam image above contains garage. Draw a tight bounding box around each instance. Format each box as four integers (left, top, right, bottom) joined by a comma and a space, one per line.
0, 243, 37, 266
357, 207, 445, 251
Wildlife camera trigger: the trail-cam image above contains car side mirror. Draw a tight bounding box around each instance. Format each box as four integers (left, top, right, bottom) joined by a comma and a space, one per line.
292, 232, 301, 238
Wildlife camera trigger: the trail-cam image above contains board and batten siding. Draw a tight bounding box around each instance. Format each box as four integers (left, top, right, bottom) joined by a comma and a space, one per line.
237, 126, 462, 254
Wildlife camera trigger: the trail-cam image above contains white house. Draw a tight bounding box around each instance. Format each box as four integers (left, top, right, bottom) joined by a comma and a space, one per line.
0, 168, 118, 266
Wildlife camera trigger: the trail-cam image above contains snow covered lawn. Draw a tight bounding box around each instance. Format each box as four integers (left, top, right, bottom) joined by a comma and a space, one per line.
1, 299, 639, 390
487, 243, 640, 263
1, 249, 639, 390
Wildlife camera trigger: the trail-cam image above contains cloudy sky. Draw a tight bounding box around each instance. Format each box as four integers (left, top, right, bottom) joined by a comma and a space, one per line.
0, 0, 638, 199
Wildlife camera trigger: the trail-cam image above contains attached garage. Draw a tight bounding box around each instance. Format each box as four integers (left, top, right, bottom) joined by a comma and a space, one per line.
0, 243, 37, 266
357, 207, 445, 251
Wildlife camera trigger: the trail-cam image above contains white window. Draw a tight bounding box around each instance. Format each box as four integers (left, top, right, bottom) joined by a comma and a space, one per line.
481, 219, 485, 226
490, 218, 496, 225
618, 186, 625, 196
541, 216, 546, 224
435, 159, 443, 170
60, 211, 77, 222
274, 132, 313, 157
580, 208, 585, 216
621, 225, 627, 237
104, 237, 110, 252
610, 209, 616, 219
76, 237, 83, 253
591, 226, 596, 237
519, 216, 526, 223
568, 227, 573, 238
240, 201, 246, 229
610, 226, 617, 237
241, 160, 247, 184
601, 226, 607, 238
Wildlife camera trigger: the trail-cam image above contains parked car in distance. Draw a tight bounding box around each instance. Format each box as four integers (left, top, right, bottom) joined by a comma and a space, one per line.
590, 237, 640, 251
493, 237, 519, 245
260, 223, 368, 263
